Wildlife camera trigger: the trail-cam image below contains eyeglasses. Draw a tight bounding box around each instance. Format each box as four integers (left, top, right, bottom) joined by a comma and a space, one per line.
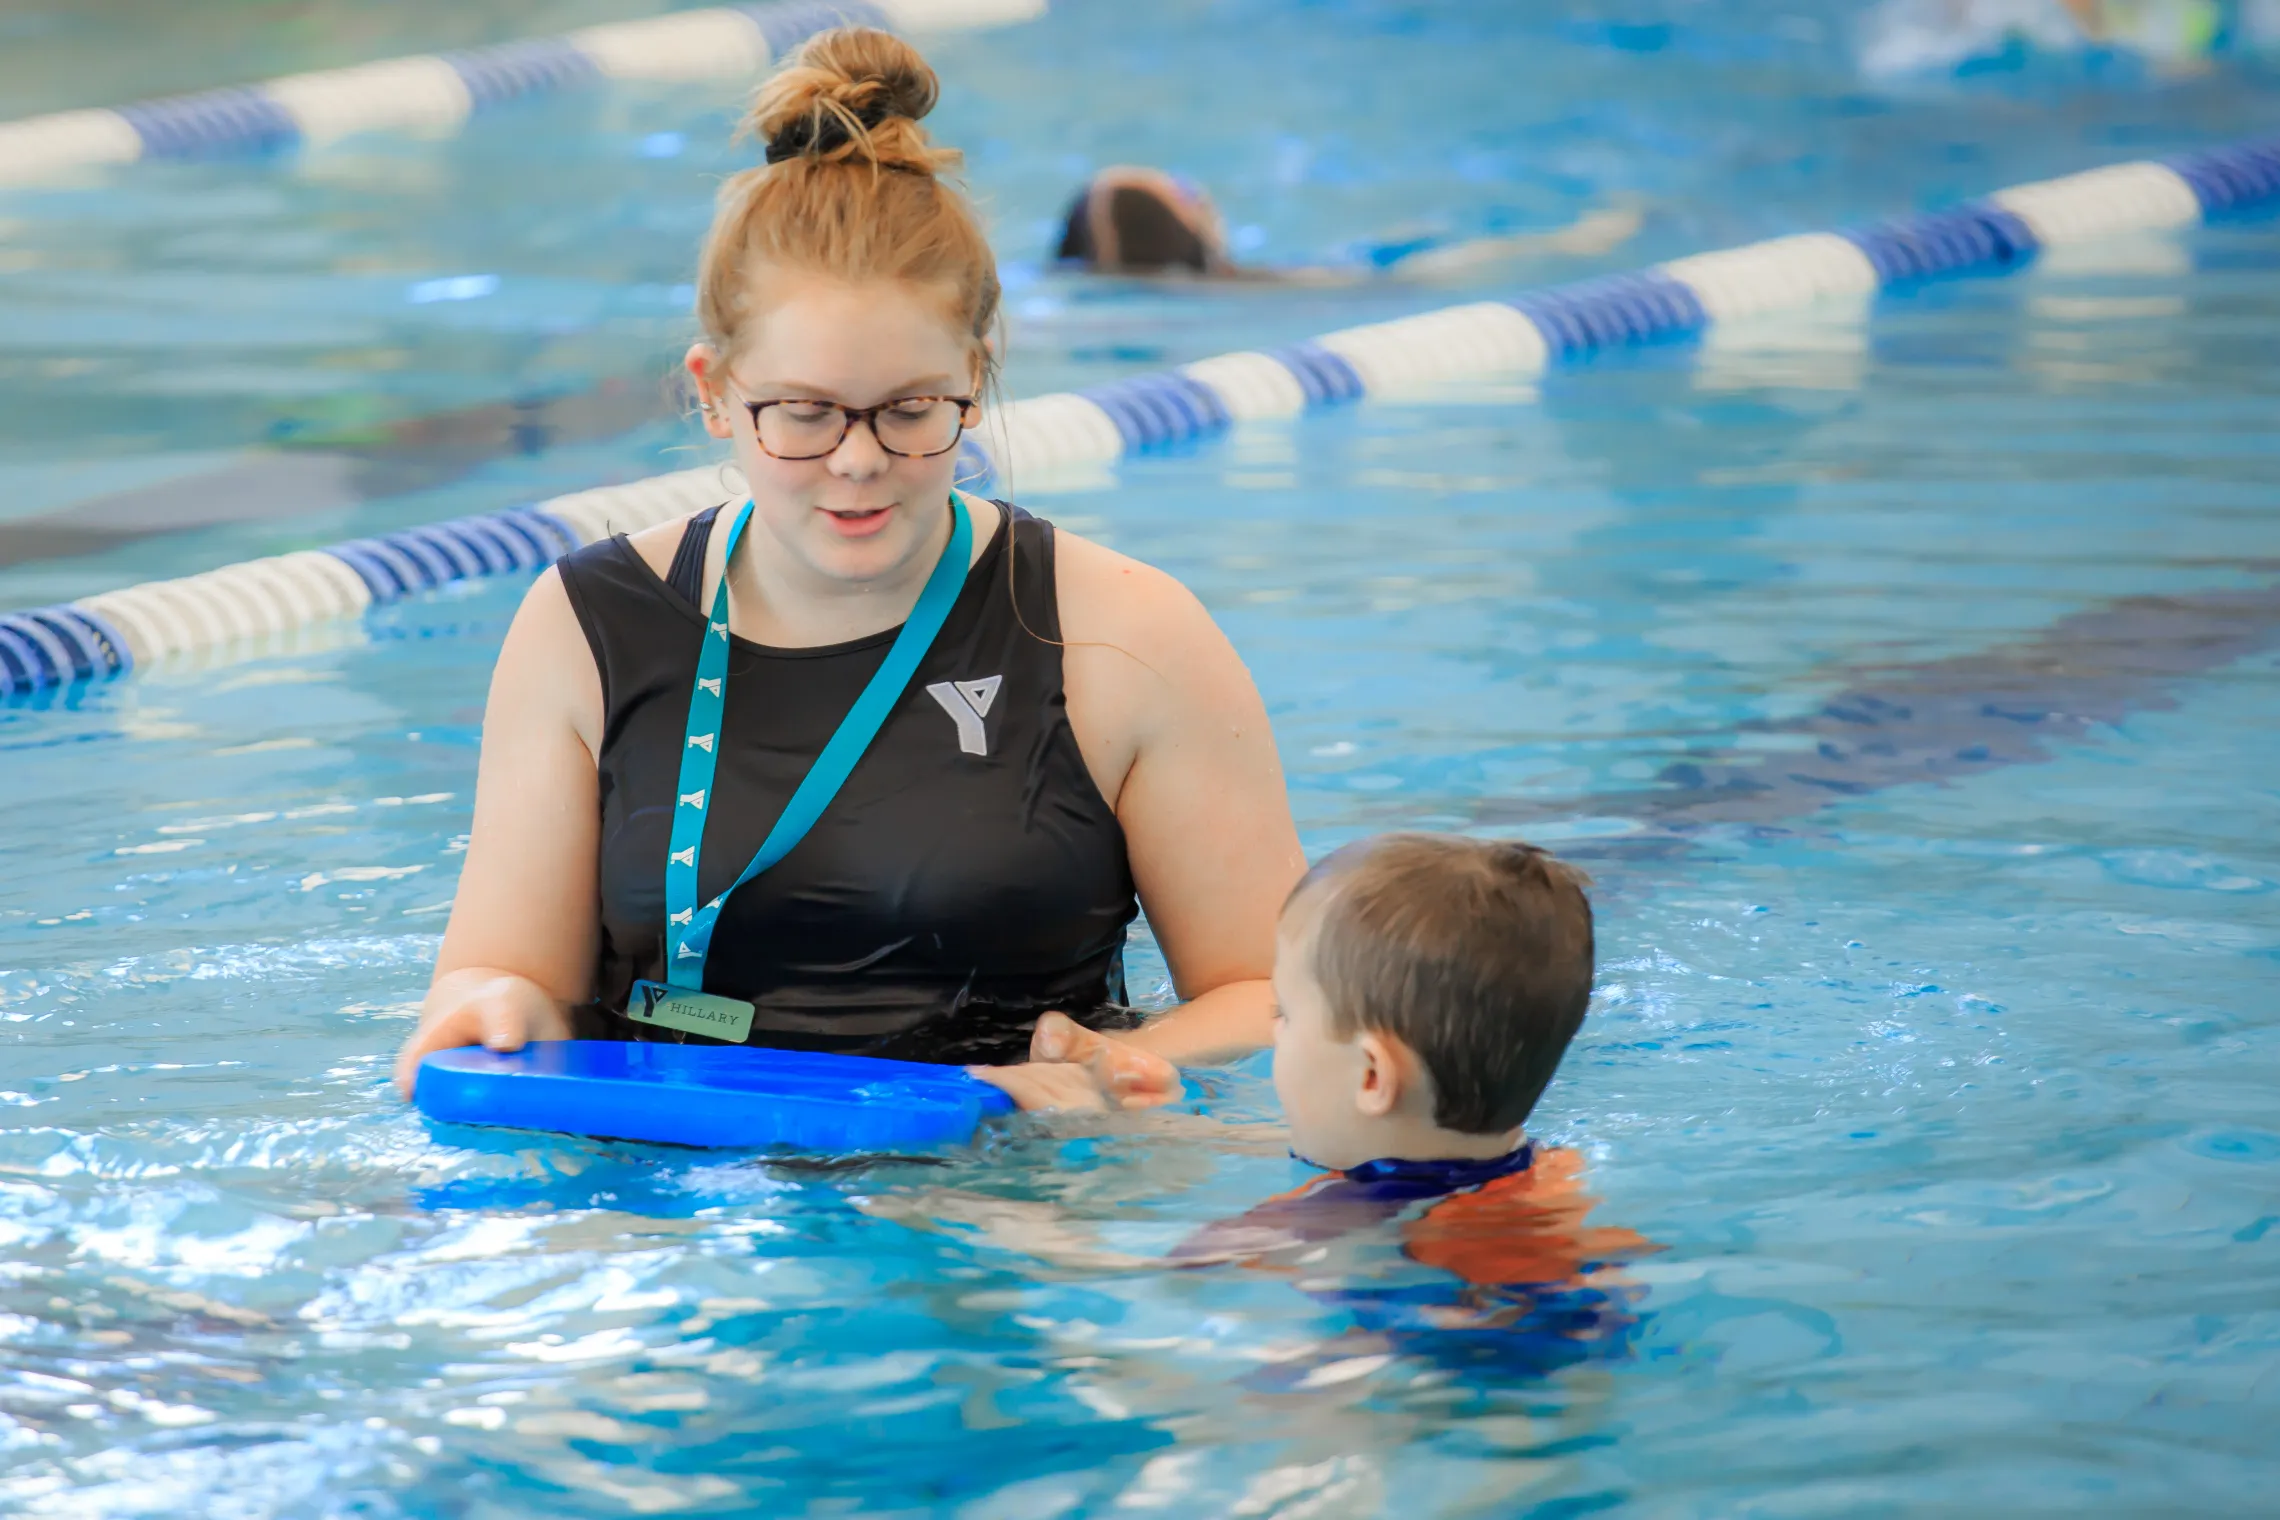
732, 392, 980, 461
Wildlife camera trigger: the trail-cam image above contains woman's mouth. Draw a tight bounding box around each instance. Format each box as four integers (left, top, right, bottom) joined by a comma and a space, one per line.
821, 504, 894, 539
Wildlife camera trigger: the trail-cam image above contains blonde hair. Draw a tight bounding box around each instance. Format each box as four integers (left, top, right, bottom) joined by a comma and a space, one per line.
696, 27, 1000, 386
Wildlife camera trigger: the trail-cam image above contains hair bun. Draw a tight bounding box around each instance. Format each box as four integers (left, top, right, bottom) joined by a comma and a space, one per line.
748, 26, 953, 177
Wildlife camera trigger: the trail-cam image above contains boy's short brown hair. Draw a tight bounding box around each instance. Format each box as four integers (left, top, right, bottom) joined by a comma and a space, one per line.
1288, 833, 1594, 1134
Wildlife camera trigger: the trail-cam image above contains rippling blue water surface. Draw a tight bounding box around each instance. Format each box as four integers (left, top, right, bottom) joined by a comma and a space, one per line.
4, 2, 2279, 1515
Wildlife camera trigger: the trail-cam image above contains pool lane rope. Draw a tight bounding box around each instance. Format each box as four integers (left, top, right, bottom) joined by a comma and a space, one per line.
3, 137, 2276, 698
0, 1, 1044, 185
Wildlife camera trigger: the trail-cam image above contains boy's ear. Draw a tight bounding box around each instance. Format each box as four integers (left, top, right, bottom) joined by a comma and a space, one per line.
1357, 1030, 1439, 1121
1354, 1031, 1403, 1118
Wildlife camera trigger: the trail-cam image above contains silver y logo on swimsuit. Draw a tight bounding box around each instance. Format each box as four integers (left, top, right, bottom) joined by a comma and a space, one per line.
925, 675, 1002, 756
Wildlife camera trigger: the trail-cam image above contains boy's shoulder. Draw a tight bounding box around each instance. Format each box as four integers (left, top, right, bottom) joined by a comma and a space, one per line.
1173, 1144, 1657, 1292
1402, 1149, 1656, 1287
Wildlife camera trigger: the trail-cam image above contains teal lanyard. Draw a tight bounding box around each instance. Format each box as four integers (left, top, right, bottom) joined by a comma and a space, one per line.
662, 492, 975, 991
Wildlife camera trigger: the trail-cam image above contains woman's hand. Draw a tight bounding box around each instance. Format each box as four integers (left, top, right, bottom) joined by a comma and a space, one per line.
399, 567, 602, 1102
393, 969, 575, 1099
970, 1011, 1183, 1112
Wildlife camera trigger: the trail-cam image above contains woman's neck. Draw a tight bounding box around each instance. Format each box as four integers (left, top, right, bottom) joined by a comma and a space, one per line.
720, 496, 962, 649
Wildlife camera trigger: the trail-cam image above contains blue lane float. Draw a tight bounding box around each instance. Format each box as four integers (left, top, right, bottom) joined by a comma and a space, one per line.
5, 134, 2278, 699
0, 607, 128, 691
415, 1040, 1016, 1151
2163, 139, 2280, 214
439, 37, 601, 111
1840, 202, 2036, 285
329, 507, 580, 603
114, 87, 301, 161
1080, 372, 1233, 450
1511, 269, 1707, 363
1264, 342, 1368, 406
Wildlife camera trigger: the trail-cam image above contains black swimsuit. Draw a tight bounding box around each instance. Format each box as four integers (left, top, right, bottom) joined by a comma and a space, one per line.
556, 500, 1138, 1065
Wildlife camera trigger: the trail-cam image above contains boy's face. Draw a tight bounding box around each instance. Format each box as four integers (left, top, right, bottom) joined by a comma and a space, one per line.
1270, 904, 1372, 1170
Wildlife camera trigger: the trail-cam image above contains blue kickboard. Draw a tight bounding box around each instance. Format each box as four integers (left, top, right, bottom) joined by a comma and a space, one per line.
415, 1040, 1016, 1152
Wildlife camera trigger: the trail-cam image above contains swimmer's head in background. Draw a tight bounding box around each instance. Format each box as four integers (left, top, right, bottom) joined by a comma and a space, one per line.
1056, 166, 1230, 275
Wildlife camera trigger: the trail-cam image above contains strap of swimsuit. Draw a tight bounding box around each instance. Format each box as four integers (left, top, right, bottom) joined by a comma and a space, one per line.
665, 504, 724, 608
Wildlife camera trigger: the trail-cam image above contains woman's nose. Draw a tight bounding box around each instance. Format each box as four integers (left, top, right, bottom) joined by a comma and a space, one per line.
826, 414, 893, 478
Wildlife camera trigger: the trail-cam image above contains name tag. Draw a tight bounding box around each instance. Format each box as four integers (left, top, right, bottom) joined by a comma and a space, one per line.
628, 980, 755, 1043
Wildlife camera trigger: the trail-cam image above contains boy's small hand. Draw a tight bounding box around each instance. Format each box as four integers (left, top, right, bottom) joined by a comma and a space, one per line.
969, 1012, 1183, 1112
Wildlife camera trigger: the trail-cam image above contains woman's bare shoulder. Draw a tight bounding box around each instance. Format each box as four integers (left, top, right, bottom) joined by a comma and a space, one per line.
1051, 524, 1218, 651
1049, 521, 1262, 774
499, 564, 605, 749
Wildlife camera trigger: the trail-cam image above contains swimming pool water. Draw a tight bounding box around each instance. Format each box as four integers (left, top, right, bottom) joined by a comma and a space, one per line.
4, 0, 2276, 599
5, 2, 2280, 1515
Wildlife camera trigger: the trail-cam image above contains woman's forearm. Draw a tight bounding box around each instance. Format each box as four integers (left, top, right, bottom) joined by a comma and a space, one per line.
1123, 977, 1276, 1067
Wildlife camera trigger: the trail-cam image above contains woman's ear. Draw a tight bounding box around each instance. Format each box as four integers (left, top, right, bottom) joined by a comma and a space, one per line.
965, 351, 990, 429
686, 343, 734, 441
1354, 1031, 1404, 1119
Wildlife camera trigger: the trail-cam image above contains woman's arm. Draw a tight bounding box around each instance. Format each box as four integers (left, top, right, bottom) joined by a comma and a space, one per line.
1075, 543, 1303, 1041
392, 568, 605, 1096
977, 534, 1303, 1108
1101, 571, 1296, 1063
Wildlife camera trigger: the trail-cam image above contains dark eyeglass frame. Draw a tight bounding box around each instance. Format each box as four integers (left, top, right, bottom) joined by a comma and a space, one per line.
733, 391, 981, 461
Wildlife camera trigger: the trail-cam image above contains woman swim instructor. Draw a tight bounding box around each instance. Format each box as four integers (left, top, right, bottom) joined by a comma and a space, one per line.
392, 28, 1304, 1111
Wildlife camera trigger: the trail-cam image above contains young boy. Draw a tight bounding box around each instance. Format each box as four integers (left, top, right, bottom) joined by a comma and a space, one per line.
1171, 834, 1645, 1317
1266, 831, 1595, 1174
997, 833, 1646, 1379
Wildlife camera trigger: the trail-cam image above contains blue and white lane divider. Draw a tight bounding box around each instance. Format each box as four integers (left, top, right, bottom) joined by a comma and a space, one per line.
3, 137, 2277, 698
0, 1, 1042, 187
